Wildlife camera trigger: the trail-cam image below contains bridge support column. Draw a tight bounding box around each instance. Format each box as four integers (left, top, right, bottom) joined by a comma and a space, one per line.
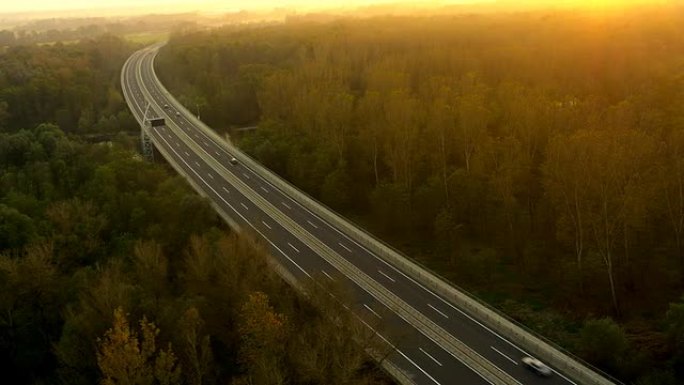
141, 128, 154, 161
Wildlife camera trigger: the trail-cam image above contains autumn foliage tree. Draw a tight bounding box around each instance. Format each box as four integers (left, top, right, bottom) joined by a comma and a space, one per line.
157, 6, 684, 382
236, 292, 288, 385
96, 307, 181, 385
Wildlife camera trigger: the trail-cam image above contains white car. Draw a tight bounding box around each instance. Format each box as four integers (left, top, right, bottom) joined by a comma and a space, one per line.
521, 356, 552, 377
230, 157, 238, 165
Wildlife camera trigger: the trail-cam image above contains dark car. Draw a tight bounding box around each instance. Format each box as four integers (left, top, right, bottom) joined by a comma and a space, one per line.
522, 356, 552, 377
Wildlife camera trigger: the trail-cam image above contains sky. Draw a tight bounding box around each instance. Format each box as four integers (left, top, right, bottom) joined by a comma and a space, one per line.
0, 0, 443, 14
0, 0, 667, 15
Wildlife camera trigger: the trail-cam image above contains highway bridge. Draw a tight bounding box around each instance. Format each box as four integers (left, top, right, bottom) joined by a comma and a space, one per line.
121, 44, 618, 385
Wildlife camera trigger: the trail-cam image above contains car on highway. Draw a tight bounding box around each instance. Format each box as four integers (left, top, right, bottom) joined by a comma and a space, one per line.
230, 157, 238, 165
176, 111, 181, 117
164, 104, 169, 109
521, 356, 552, 377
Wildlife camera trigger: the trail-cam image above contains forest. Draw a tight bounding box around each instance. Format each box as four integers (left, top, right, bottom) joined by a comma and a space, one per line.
156, 5, 684, 384
0, 35, 390, 384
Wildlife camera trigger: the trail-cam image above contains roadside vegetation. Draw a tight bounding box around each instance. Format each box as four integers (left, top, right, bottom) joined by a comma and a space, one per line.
0, 35, 392, 385
157, 6, 684, 383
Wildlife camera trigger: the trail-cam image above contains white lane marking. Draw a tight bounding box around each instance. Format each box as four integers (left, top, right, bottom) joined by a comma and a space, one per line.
152, 131, 310, 278
207, 173, 214, 180
384, 342, 441, 384
262, 221, 272, 230
203, 141, 208, 146
222, 187, 230, 194
288, 243, 300, 253
338, 242, 352, 253
194, 134, 199, 138
354, 306, 443, 385
194, 161, 201, 167
322, 270, 335, 281
184, 151, 190, 157
370, 299, 495, 385
419, 347, 443, 367
491, 346, 518, 366
176, 141, 180, 147
215, 151, 221, 156
240, 203, 249, 210
279, 186, 548, 379
242, 172, 251, 180
307, 220, 319, 229
167, 134, 172, 139
428, 304, 449, 319
260, 186, 269, 193
378, 270, 396, 283
363, 304, 382, 319
327, 225, 576, 385
136, 60, 495, 385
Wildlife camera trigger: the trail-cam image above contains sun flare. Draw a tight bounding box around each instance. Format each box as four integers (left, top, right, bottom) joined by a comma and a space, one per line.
554, 0, 670, 9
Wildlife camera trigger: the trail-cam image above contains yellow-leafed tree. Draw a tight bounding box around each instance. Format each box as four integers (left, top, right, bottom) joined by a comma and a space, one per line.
96, 307, 181, 385
237, 292, 288, 385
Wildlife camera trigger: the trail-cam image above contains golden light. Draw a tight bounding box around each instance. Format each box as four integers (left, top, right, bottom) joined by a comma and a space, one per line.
554, 0, 670, 9
0, 0, 673, 15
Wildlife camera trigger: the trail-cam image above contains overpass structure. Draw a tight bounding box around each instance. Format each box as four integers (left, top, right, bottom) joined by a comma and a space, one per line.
121, 44, 618, 385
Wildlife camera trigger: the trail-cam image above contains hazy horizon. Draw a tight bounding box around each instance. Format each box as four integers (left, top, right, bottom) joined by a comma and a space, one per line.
0, 0, 671, 17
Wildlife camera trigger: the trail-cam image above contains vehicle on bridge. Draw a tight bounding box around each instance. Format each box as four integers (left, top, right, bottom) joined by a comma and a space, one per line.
147, 117, 165, 127
522, 356, 552, 377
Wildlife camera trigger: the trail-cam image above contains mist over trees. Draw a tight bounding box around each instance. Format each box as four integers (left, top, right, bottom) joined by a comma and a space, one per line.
157, 6, 684, 383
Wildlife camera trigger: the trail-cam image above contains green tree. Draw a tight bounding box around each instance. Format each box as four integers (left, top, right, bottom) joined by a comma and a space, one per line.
46, 199, 107, 270
0, 204, 35, 250
0, 243, 63, 382
321, 164, 353, 210
579, 318, 628, 370
666, 297, 684, 354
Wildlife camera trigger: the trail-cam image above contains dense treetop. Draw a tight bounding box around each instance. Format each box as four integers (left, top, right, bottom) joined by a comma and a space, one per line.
157, 7, 684, 383
0, 35, 138, 134
0, 34, 390, 385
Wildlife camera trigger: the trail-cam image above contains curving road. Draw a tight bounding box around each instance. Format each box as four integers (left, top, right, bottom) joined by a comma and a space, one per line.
121, 44, 612, 385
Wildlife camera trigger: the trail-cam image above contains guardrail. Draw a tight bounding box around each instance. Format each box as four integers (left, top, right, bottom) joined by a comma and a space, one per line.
146, 46, 620, 385
151, 71, 514, 384
124, 48, 421, 385
228, 128, 620, 385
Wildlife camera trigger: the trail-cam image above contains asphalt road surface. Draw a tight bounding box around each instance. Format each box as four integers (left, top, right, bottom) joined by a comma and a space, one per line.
121, 45, 591, 385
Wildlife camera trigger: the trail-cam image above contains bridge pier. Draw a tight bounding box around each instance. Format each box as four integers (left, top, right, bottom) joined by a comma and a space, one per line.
140, 128, 154, 161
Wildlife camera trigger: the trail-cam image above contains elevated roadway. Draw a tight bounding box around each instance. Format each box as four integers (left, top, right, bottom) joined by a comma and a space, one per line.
121, 44, 617, 385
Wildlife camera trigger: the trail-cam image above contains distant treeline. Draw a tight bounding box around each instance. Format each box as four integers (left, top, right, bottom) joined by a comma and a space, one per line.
157, 7, 684, 384
0, 35, 138, 134
0, 14, 197, 46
